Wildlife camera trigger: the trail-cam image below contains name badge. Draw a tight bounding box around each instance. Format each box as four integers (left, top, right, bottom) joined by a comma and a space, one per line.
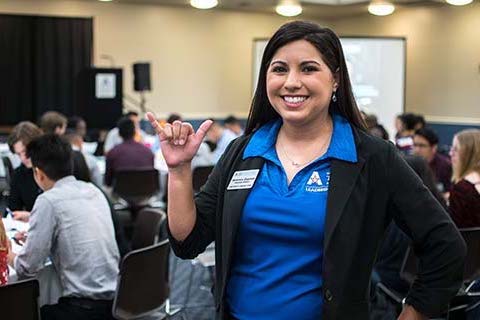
227, 169, 260, 190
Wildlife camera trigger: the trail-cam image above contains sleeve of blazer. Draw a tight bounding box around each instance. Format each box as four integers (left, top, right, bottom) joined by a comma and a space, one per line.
167, 140, 234, 259
386, 144, 466, 317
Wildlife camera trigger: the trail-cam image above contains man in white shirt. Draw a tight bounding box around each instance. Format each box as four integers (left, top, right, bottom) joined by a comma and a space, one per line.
206, 120, 239, 163
8, 134, 119, 320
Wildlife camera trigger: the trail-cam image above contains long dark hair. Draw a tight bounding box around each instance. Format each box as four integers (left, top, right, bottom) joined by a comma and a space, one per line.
245, 21, 365, 135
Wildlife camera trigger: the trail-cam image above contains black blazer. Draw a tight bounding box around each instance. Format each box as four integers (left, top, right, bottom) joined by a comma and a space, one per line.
169, 126, 466, 320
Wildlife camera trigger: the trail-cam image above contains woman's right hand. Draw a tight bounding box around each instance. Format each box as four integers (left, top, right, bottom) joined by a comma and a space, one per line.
146, 112, 213, 169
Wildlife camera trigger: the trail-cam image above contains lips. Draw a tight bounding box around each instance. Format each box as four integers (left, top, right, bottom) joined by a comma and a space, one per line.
282, 95, 308, 108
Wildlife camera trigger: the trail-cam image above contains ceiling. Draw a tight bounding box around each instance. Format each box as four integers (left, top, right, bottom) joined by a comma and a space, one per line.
88, 0, 446, 20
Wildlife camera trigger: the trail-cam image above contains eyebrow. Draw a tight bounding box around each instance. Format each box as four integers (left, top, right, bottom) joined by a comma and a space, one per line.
270, 60, 322, 66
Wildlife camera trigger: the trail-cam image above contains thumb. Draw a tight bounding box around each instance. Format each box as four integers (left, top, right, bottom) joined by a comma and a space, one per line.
193, 120, 213, 143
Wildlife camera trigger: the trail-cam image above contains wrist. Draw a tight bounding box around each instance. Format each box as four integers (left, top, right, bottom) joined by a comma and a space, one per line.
168, 163, 191, 176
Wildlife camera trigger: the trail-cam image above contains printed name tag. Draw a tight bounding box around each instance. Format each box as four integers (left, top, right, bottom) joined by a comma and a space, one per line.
227, 169, 260, 190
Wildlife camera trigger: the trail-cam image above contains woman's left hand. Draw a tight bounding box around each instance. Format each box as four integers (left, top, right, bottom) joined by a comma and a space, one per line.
398, 305, 428, 320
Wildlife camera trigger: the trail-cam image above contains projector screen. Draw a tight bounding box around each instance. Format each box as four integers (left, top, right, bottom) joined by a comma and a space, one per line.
253, 37, 406, 139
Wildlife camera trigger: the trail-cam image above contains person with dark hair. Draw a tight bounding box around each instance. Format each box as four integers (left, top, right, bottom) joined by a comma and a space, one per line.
39, 111, 68, 135
414, 114, 426, 131
67, 116, 88, 141
414, 127, 452, 193
224, 115, 244, 136
167, 113, 183, 124
7, 134, 119, 320
104, 111, 146, 154
5, 121, 43, 220
147, 21, 464, 320
206, 120, 238, 163
395, 113, 418, 154
104, 117, 154, 186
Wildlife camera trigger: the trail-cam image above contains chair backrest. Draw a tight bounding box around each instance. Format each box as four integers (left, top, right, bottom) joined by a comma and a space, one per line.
2, 156, 14, 186
459, 227, 480, 283
131, 207, 167, 250
112, 168, 159, 204
400, 227, 480, 285
112, 240, 170, 320
0, 278, 40, 320
192, 165, 214, 192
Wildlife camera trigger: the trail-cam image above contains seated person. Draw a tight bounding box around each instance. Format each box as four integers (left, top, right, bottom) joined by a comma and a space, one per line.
39, 111, 67, 135
7, 134, 119, 320
0, 219, 8, 285
395, 113, 418, 155
41, 111, 92, 183
67, 116, 89, 141
224, 115, 244, 136
449, 129, 480, 228
206, 120, 238, 163
104, 111, 146, 154
413, 127, 452, 193
105, 117, 154, 186
6, 121, 43, 220
66, 133, 102, 186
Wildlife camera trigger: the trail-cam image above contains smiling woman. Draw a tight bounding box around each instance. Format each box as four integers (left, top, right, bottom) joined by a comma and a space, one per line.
147, 21, 466, 320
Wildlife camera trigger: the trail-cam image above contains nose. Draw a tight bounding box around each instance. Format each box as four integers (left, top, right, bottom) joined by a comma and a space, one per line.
284, 70, 302, 91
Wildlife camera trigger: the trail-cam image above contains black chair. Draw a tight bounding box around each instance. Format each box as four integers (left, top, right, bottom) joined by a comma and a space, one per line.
192, 165, 214, 193
112, 168, 160, 208
130, 207, 167, 250
0, 278, 40, 320
112, 240, 176, 319
399, 227, 480, 317
2, 156, 14, 187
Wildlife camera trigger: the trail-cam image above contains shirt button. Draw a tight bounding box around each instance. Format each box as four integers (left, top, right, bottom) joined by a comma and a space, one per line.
324, 289, 333, 302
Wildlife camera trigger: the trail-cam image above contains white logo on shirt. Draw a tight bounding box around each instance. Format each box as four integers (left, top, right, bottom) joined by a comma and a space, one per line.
307, 171, 323, 186
305, 171, 329, 193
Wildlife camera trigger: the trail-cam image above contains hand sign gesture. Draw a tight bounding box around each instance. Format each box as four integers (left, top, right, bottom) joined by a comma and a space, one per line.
146, 112, 213, 169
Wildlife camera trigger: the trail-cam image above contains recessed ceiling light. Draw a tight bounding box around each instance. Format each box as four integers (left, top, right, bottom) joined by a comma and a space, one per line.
276, 0, 303, 17
190, 0, 219, 9
445, 0, 473, 5
98, 0, 113, 2
368, 0, 395, 16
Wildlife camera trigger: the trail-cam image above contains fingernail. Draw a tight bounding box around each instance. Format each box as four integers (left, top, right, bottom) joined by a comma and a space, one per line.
179, 139, 185, 145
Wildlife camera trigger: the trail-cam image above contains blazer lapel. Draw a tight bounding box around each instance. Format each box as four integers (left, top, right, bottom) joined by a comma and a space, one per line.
220, 156, 265, 296
324, 156, 366, 251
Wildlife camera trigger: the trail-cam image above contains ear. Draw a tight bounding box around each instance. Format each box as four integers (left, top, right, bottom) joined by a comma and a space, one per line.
333, 70, 340, 92
33, 167, 45, 182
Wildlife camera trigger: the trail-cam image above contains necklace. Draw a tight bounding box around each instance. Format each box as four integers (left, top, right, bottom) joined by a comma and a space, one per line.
278, 127, 332, 168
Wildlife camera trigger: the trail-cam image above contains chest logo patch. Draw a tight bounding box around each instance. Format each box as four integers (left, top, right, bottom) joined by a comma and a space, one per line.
305, 171, 329, 193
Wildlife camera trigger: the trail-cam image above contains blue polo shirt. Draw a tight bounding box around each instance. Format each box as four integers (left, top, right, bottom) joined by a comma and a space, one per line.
226, 114, 357, 320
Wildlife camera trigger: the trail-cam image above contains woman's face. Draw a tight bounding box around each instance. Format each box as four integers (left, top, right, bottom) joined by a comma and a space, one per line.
450, 136, 461, 169
266, 39, 338, 128
13, 141, 32, 168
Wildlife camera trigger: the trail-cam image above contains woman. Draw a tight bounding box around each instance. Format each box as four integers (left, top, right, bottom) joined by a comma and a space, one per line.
0, 219, 8, 285
147, 21, 465, 320
6, 121, 43, 221
449, 129, 480, 227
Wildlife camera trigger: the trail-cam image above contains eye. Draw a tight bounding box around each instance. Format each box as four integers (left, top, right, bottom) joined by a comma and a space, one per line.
271, 65, 287, 73
302, 65, 319, 72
